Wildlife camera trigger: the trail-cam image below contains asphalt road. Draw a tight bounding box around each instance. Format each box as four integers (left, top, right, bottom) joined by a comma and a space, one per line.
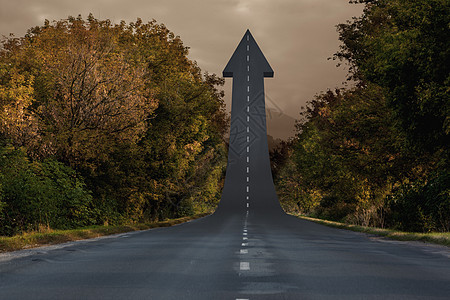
1, 31, 449, 299
1, 210, 449, 299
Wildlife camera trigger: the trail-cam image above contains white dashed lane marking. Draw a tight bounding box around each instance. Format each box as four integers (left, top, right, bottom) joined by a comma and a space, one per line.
236, 32, 251, 300
240, 262, 250, 270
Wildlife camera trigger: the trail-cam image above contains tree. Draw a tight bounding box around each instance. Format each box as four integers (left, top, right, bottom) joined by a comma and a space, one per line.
0, 69, 37, 148
0, 15, 228, 227
335, 0, 450, 155
288, 85, 410, 225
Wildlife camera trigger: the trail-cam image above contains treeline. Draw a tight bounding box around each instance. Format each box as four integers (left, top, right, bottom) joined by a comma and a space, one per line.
274, 0, 449, 232
0, 15, 228, 236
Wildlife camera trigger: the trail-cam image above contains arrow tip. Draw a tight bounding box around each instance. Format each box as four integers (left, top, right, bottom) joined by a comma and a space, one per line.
223, 30, 273, 78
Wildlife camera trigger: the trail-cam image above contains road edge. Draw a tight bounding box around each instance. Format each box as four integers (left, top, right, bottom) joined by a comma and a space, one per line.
0, 212, 212, 253
290, 213, 449, 247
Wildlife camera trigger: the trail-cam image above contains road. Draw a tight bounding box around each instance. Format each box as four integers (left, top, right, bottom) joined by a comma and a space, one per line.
1, 210, 449, 299
1, 30, 449, 299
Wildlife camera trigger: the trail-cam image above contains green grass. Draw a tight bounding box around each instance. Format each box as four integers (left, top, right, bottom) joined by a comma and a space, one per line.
0, 213, 211, 253
291, 213, 450, 247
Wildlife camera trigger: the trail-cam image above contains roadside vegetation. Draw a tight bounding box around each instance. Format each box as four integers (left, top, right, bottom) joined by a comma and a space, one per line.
273, 0, 449, 234
1, 0, 448, 248
0, 15, 227, 237
0, 213, 210, 252
292, 214, 450, 247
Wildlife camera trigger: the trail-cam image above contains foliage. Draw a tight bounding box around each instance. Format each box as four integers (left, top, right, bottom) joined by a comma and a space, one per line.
0, 145, 96, 236
0, 15, 227, 235
276, 0, 449, 232
284, 85, 410, 225
386, 171, 450, 232
335, 0, 449, 154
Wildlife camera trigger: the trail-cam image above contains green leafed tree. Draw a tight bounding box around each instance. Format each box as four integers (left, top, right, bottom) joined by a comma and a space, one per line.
288, 85, 410, 225
335, 0, 450, 155
0, 15, 228, 229
276, 0, 449, 231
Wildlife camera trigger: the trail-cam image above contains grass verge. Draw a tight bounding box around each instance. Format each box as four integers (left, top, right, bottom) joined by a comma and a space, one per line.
0, 213, 211, 253
291, 213, 450, 247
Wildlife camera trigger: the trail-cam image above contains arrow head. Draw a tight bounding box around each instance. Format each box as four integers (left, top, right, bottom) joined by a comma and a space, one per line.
223, 29, 274, 78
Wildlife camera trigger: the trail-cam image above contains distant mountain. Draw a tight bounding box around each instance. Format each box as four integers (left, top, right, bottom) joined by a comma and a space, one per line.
223, 108, 297, 148
265, 108, 297, 140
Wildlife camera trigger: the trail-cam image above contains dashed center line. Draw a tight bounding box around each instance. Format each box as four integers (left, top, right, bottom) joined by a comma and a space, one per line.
236, 33, 251, 300
240, 262, 250, 270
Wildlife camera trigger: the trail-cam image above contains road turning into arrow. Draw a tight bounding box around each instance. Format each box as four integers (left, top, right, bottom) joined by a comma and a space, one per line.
1, 30, 449, 300
216, 30, 283, 216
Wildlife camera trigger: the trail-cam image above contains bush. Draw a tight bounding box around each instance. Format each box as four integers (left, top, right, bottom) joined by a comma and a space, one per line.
0, 145, 97, 236
386, 171, 450, 232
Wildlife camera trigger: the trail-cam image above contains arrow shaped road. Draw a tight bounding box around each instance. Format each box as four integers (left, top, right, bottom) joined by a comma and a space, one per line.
1, 31, 449, 300
217, 29, 282, 215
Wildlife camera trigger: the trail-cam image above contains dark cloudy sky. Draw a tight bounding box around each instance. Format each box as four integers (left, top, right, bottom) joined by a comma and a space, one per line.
0, 0, 363, 139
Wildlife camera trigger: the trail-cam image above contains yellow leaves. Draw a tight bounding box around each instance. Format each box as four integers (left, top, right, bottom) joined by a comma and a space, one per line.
0, 72, 34, 109
0, 71, 37, 141
184, 140, 202, 157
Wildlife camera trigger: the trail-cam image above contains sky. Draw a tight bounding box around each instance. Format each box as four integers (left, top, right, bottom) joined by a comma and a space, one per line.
0, 0, 364, 139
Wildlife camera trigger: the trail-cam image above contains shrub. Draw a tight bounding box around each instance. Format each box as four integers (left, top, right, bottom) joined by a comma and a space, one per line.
0, 145, 97, 236
386, 171, 450, 232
